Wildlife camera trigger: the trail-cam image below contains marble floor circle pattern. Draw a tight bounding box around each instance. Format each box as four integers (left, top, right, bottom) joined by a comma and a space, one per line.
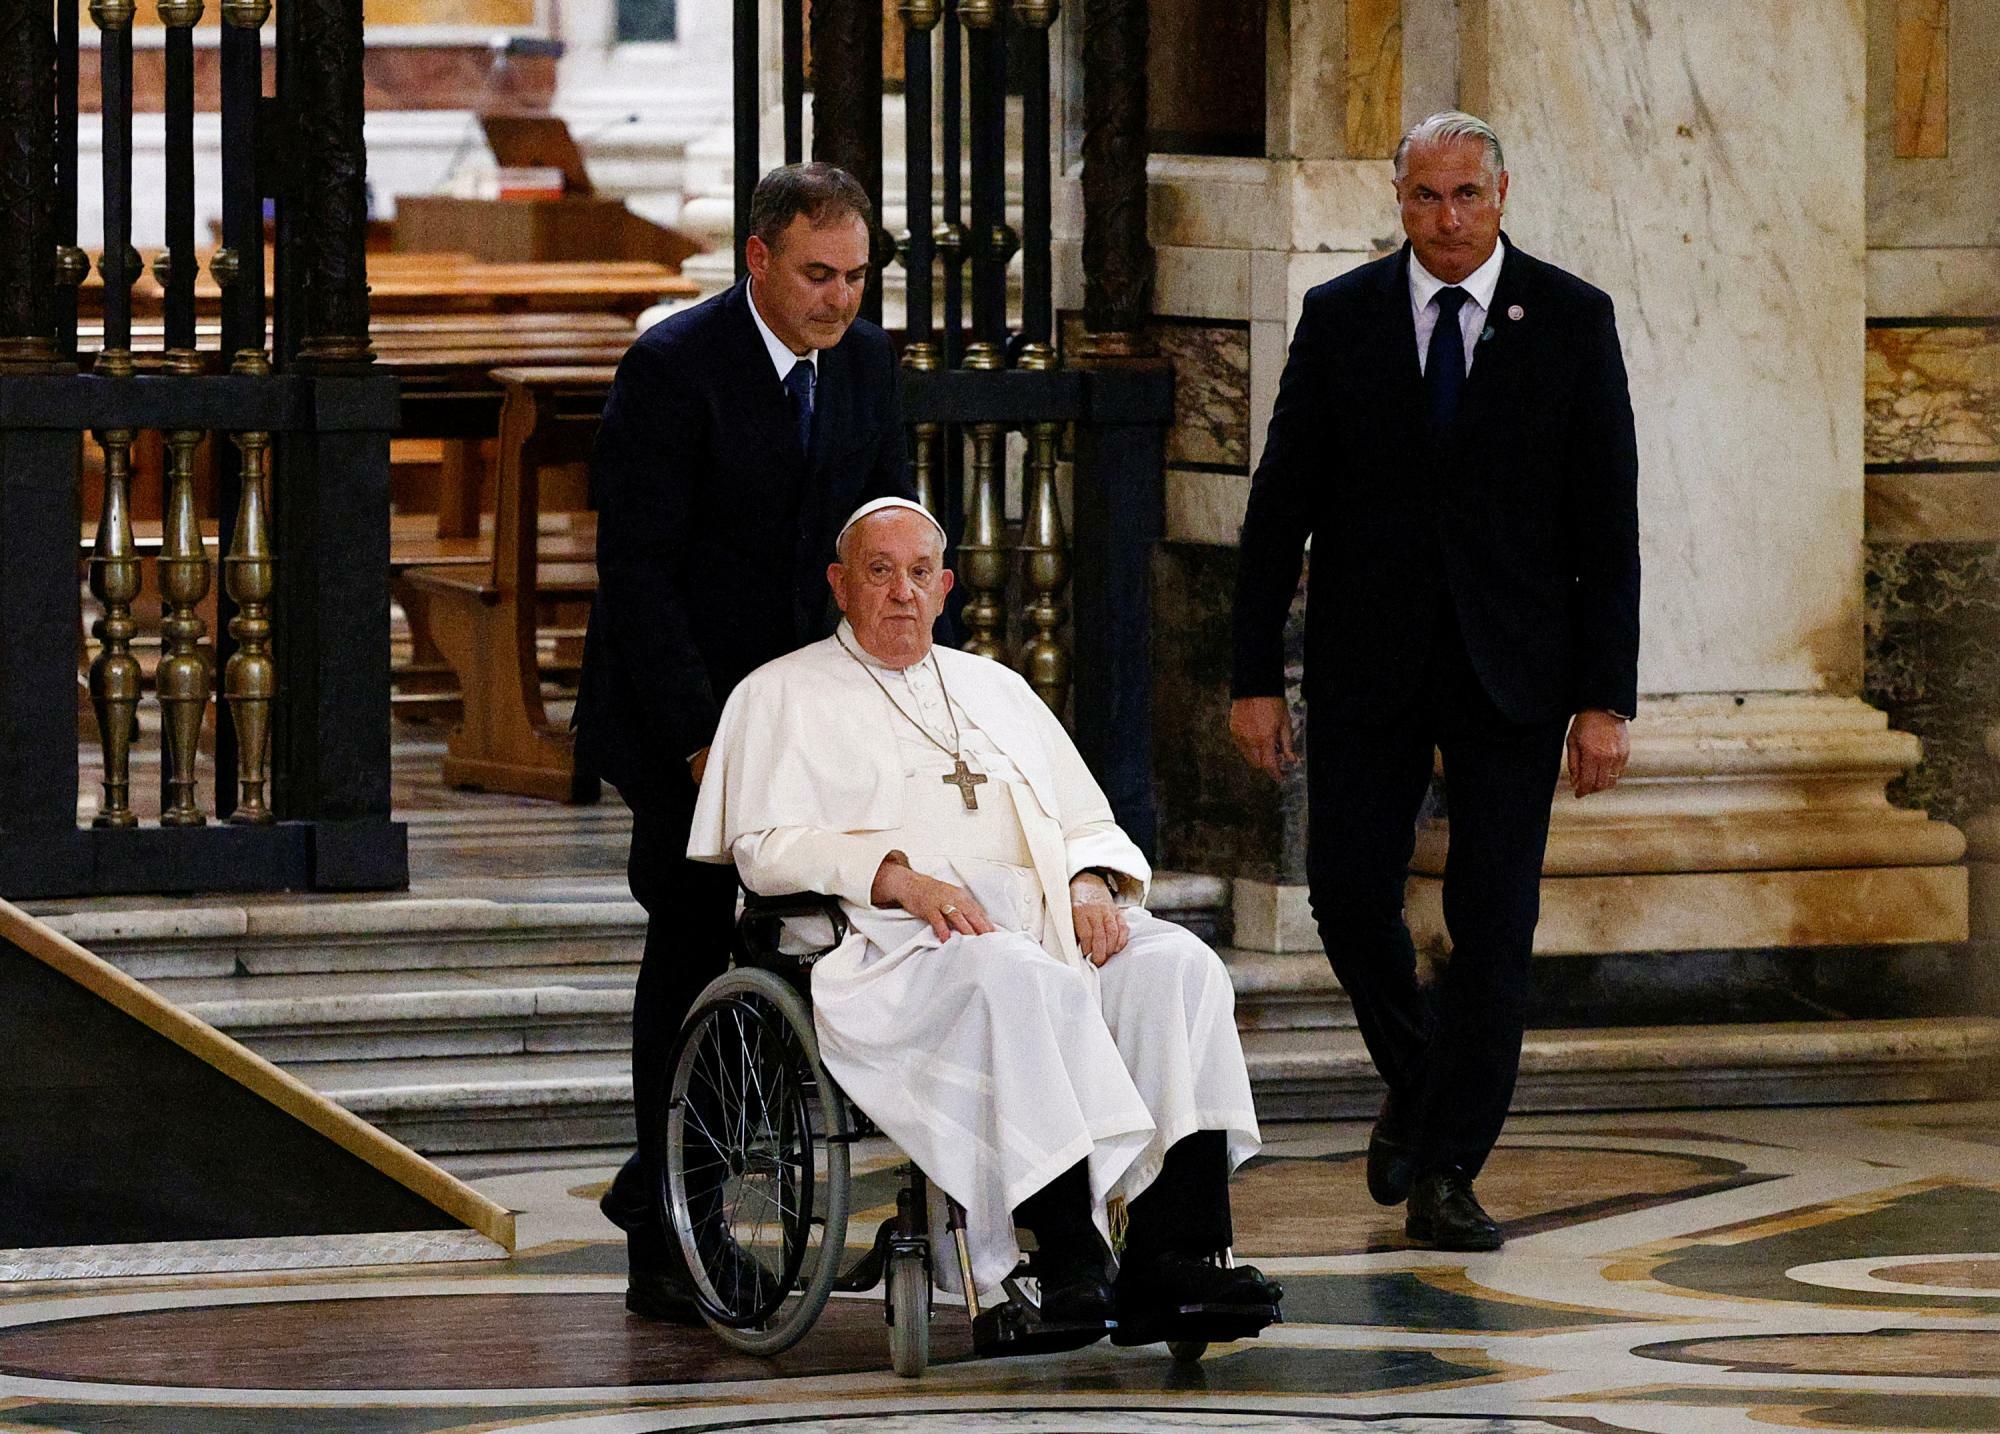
5, 1105, 2000, 1432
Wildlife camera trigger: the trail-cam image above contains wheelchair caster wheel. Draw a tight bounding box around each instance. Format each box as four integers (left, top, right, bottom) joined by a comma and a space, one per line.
888, 1248, 930, 1378
1168, 1339, 1208, 1363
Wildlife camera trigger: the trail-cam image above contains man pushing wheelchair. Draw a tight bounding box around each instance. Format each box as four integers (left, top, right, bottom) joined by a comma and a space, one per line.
684, 496, 1283, 1349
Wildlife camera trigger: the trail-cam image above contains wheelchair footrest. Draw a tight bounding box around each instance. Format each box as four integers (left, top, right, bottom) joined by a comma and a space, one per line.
1109, 1300, 1282, 1348
971, 1298, 1114, 1358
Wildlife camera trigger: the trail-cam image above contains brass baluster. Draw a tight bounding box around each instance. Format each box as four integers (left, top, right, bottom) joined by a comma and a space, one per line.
157, 421, 211, 825
88, 429, 142, 827
224, 390, 275, 826
903, 342, 942, 515
958, 431, 1009, 661
1015, 349, 1068, 710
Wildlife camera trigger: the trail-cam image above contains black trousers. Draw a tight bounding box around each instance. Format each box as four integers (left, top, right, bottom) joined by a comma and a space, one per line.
611, 796, 741, 1272
1014, 1131, 1233, 1267
1307, 606, 1566, 1179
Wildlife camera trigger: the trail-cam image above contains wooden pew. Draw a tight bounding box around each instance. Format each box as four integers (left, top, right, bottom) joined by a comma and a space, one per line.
400, 366, 617, 803
79, 251, 697, 322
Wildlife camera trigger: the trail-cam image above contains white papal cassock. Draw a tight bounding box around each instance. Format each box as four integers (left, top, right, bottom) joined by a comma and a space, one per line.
687, 622, 1261, 1292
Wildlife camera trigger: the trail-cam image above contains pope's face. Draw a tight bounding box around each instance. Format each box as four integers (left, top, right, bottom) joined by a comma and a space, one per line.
1395, 137, 1507, 285
745, 212, 871, 353
828, 511, 954, 669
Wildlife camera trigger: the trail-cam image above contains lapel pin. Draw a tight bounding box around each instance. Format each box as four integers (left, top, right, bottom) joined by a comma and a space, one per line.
1480, 325, 1495, 343
1507, 304, 1525, 321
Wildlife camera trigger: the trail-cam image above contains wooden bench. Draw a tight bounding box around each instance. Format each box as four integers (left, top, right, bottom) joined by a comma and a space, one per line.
81, 250, 697, 321
401, 366, 617, 803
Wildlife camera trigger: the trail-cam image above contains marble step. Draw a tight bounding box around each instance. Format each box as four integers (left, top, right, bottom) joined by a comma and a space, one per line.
27, 871, 1231, 984
164, 970, 639, 1065
294, 1015, 2000, 1156
1242, 1016, 2000, 1122
1224, 951, 1358, 1033
30, 890, 649, 982
298, 1051, 634, 1155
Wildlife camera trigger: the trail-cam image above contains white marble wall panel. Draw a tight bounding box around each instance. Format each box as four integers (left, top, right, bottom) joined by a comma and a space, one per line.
1400, 0, 1461, 130
1290, 160, 1402, 254
1250, 317, 1290, 465
1866, 0, 2000, 249
1475, 0, 1869, 697
1166, 469, 1252, 546
1869, 247, 2000, 319
1147, 157, 1289, 251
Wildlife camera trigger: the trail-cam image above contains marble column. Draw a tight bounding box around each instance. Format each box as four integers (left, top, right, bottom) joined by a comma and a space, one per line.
1391, 0, 1965, 956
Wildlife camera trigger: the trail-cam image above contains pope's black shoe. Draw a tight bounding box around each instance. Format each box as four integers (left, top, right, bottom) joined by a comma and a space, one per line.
1366, 1093, 1420, 1207
1116, 1250, 1285, 1313
1404, 1170, 1503, 1252
1036, 1258, 1117, 1324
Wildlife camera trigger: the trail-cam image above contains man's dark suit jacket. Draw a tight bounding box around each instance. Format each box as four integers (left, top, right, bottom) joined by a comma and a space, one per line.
575, 281, 915, 810
1232, 238, 1640, 727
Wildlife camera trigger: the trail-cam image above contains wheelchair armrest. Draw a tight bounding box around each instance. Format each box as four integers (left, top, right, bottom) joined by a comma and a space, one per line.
735, 888, 850, 965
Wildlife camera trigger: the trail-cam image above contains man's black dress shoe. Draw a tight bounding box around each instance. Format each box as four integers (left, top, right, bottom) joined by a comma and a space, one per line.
1366, 1093, 1419, 1207
1116, 1250, 1285, 1312
1404, 1171, 1503, 1252
1037, 1260, 1117, 1323
624, 1267, 707, 1325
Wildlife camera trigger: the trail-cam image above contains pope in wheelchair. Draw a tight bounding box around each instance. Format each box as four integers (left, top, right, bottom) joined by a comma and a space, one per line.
680, 497, 1281, 1362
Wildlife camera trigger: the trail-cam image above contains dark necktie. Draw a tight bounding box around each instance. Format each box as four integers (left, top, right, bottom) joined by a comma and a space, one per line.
784, 357, 815, 455
1425, 285, 1470, 428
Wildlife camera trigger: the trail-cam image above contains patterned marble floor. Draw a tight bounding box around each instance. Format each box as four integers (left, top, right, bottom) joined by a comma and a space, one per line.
6, 1104, 2000, 1432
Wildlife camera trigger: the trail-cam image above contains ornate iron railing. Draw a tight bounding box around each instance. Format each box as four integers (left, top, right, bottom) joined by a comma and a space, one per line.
0, 0, 404, 899
737, 0, 1170, 849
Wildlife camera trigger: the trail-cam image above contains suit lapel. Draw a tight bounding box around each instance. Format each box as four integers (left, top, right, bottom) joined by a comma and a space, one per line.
1378, 246, 1427, 420
807, 339, 845, 470
1459, 237, 1529, 425
725, 280, 813, 470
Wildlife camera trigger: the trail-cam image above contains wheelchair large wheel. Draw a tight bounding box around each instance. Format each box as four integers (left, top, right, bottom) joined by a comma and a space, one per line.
664, 966, 852, 1356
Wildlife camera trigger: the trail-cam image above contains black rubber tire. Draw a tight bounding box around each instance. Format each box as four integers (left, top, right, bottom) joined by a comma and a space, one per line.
888, 1248, 931, 1378
664, 966, 851, 1356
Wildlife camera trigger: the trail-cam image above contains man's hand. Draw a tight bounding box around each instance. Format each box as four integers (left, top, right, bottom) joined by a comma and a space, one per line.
1070, 873, 1130, 967
872, 857, 993, 941
1566, 709, 1630, 798
689, 747, 710, 785
1229, 696, 1297, 781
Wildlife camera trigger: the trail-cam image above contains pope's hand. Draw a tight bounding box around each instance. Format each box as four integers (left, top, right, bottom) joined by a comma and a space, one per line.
1229, 696, 1297, 781
1070, 873, 1130, 967
872, 858, 994, 941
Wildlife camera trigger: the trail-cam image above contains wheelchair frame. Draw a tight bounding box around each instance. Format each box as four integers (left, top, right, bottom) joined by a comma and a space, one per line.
655, 888, 1252, 1377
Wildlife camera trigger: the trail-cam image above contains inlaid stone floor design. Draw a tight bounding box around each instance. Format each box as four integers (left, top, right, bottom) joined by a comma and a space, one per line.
6, 1104, 2000, 1431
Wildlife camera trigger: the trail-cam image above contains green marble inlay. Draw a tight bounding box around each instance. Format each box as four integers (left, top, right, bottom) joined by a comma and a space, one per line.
1607, 1386, 2000, 1433
1277, 1270, 1624, 1332
948, 1341, 1498, 1398
1864, 540, 2000, 825
1649, 1183, 2000, 1313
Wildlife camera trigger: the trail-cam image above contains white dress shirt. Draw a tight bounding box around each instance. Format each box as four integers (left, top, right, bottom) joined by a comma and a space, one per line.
747, 277, 819, 386
1410, 240, 1506, 378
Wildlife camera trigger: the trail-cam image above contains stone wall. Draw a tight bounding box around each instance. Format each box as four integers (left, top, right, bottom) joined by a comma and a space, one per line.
1858, 0, 2000, 919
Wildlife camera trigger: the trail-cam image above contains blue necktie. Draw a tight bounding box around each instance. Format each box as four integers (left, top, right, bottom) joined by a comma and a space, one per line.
1425, 286, 1470, 428
784, 358, 815, 455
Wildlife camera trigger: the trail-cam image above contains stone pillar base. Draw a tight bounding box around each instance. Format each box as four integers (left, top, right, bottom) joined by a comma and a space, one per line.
1232, 695, 1970, 957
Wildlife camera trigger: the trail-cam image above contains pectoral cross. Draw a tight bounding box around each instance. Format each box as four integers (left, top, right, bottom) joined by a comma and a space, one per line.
943, 757, 988, 810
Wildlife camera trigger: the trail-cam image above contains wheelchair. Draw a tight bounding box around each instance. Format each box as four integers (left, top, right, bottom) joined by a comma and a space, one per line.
654, 889, 1280, 1378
